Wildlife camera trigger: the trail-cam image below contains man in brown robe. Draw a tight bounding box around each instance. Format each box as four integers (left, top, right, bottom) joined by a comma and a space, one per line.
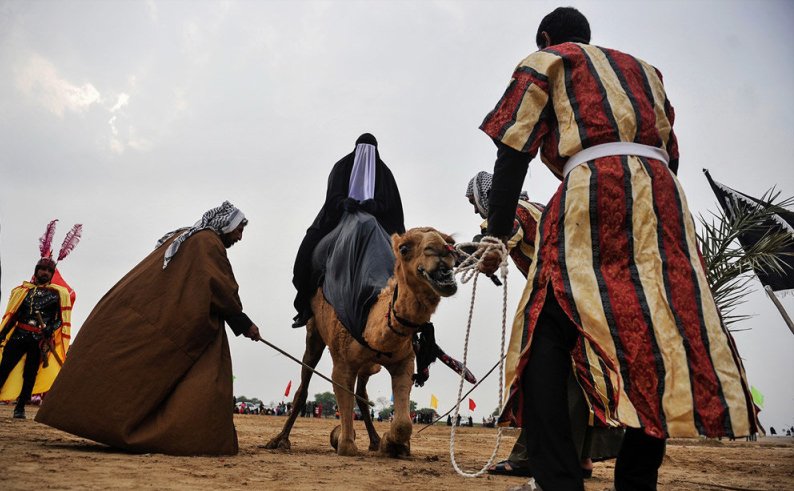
36, 201, 260, 456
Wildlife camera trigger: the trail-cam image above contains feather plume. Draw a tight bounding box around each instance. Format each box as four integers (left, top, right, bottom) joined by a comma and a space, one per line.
39, 219, 58, 258
57, 224, 83, 261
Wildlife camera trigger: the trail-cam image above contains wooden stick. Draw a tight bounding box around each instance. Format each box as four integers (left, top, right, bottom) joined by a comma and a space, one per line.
763, 285, 794, 335
674, 479, 766, 491
256, 337, 374, 407
416, 354, 506, 434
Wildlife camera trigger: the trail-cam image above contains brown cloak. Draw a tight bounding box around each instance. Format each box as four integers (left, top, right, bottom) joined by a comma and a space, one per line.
36, 230, 246, 455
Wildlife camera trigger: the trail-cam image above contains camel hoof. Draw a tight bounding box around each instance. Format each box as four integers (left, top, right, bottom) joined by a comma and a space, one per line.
368, 434, 381, 452
336, 439, 359, 457
330, 425, 355, 451
379, 432, 410, 458
263, 435, 291, 450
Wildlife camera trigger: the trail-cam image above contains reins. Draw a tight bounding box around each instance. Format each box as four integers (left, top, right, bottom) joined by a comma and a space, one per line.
387, 283, 434, 337
447, 236, 510, 478
387, 283, 440, 388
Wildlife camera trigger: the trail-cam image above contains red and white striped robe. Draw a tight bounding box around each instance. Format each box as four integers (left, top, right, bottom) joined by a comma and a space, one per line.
482, 42, 757, 439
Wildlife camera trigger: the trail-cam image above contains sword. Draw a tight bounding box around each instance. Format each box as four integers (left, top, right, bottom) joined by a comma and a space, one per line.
35, 312, 64, 367
435, 345, 477, 384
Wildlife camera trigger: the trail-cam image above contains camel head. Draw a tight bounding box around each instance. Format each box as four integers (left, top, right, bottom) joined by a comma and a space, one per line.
391, 227, 458, 298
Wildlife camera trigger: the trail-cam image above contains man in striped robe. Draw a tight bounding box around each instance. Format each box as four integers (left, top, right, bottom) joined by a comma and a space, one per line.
478, 7, 758, 491
467, 171, 624, 479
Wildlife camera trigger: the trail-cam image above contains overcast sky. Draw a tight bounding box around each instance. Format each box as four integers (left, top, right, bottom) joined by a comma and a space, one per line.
1, 0, 792, 436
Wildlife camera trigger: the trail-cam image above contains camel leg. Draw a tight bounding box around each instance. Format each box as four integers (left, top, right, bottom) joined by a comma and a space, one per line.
380, 358, 414, 458
355, 369, 381, 451
331, 363, 359, 456
263, 322, 325, 450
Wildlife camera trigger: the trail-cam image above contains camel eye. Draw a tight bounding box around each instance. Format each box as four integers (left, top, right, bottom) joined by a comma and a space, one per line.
399, 244, 410, 256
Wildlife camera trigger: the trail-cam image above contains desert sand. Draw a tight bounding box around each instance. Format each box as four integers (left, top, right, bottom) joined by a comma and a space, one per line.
1, 405, 792, 490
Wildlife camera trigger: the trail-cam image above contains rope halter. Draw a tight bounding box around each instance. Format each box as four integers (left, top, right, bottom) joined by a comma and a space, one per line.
448, 236, 510, 478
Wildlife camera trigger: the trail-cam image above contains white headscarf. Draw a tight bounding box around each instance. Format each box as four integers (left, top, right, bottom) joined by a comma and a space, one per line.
348, 143, 377, 202
156, 201, 246, 269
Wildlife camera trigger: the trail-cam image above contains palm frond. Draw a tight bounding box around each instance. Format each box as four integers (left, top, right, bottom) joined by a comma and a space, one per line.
697, 187, 794, 330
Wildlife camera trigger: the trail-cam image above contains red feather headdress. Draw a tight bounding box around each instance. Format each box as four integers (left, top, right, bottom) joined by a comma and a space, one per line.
57, 224, 83, 261
39, 219, 59, 259
37, 220, 83, 265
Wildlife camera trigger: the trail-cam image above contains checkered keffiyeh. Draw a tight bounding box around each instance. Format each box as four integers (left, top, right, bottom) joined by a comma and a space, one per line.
465, 171, 528, 217
157, 201, 246, 269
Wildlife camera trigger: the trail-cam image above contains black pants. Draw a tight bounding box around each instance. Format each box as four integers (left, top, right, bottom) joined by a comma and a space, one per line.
0, 336, 42, 410
522, 292, 665, 491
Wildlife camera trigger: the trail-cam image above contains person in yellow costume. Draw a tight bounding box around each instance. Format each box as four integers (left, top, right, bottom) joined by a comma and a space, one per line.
0, 259, 72, 418
0, 220, 79, 419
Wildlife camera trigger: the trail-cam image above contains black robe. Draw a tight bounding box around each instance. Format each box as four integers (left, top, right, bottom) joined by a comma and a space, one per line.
292, 148, 404, 317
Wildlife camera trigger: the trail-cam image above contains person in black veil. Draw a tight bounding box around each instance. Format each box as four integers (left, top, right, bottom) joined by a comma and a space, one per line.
291, 133, 405, 328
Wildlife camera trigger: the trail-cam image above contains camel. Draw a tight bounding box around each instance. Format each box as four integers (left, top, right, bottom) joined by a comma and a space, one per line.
265, 226, 457, 457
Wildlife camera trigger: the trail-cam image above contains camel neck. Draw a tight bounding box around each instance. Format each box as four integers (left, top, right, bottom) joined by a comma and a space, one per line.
390, 282, 437, 327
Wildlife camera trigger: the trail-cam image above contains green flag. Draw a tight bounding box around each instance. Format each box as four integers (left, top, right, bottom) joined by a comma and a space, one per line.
750, 385, 764, 408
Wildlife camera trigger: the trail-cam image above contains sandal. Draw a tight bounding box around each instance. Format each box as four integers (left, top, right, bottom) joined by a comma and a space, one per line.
487, 460, 533, 477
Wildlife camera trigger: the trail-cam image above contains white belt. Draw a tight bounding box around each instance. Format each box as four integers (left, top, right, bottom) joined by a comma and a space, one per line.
562, 142, 669, 178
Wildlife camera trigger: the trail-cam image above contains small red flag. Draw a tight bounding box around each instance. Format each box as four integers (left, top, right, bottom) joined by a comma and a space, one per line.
284, 380, 292, 397
468, 398, 476, 411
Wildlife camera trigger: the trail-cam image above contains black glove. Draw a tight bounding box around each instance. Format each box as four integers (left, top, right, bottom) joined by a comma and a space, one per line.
341, 198, 360, 212
359, 199, 377, 214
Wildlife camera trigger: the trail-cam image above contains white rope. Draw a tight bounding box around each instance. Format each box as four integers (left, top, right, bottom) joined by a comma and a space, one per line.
448, 236, 509, 478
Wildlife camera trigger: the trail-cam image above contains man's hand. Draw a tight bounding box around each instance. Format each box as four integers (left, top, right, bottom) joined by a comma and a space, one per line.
244, 324, 261, 341
477, 235, 508, 276
478, 250, 502, 276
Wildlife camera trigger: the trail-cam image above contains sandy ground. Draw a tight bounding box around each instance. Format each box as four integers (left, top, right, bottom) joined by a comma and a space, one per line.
1, 405, 792, 490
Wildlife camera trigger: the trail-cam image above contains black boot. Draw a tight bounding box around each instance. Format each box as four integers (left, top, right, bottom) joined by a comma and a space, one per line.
13, 406, 26, 419
291, 310, 312, 328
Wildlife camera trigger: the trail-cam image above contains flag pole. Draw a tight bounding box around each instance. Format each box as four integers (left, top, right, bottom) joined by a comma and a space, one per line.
764, 285, 794, 335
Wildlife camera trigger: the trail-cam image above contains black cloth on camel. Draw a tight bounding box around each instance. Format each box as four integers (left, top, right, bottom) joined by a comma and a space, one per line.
311, 210, 393, 349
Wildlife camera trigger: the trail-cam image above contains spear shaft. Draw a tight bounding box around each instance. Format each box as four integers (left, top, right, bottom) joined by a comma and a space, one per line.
256, 336, 374, 407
